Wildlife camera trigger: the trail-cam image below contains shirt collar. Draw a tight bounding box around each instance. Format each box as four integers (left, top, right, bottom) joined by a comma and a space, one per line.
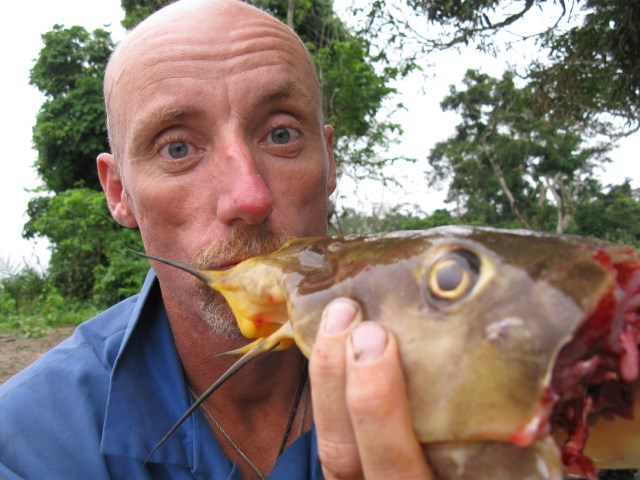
101, 270, 207, 465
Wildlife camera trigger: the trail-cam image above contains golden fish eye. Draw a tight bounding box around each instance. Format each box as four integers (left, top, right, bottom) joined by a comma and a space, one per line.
427, 250, 480, 302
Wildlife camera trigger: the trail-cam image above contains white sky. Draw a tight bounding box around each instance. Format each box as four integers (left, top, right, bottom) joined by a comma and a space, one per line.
1, 0, 638, 272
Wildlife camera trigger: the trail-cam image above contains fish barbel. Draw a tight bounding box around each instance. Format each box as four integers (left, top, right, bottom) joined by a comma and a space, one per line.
140, 226, 640, 479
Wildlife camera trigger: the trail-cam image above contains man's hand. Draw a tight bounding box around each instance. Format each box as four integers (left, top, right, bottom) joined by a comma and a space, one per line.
309, 298, 434, 480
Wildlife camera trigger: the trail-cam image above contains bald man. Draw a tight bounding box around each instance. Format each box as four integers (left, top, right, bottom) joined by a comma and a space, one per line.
0, 1, 431, 478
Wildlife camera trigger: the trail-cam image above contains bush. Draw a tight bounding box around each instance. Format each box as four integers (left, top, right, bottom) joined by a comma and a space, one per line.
0, 265, 100, 336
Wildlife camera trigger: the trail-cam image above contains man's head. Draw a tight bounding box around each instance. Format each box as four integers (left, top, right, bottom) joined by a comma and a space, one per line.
97, 0, 337, 333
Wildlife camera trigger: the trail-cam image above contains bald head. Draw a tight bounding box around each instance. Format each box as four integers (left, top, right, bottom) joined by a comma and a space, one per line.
104, 0, 321, 161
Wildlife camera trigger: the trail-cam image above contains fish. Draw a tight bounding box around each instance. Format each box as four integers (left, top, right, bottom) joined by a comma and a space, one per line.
139, 226, 640, 479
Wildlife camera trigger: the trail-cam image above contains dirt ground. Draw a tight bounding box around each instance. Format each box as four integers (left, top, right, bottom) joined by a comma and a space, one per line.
0, 326, 75, 384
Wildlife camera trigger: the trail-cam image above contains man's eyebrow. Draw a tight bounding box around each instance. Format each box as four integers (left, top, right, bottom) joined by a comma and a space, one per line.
260, 82, 313, 105
130, 106, 197, 143
157, 107, 193, 122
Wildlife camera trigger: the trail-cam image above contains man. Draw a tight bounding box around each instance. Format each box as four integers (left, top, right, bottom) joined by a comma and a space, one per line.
0, 0, 432, 478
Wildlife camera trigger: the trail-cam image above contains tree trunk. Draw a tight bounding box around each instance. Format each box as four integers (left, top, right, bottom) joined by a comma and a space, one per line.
481, 123, 533, 230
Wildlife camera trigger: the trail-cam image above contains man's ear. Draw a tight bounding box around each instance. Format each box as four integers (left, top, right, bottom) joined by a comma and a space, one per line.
97, 153, 138, 228
323, 125, 337, 195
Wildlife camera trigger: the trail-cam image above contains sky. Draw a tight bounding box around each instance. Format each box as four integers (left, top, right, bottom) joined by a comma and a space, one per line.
1, 0, 639, 273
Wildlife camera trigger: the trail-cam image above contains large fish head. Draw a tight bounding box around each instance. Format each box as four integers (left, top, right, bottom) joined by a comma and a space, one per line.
285, 227, 613, 446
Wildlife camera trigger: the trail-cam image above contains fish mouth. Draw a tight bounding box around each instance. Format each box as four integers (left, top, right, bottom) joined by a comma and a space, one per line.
205, 254, 265, 271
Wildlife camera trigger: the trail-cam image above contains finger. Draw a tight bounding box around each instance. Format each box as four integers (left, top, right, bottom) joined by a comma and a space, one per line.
346, 322, 434, 480
309, 298, 363, 479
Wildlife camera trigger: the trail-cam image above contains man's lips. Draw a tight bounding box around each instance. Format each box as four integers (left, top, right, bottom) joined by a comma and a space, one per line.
214, 262, 239, 271
202, 258, 245, 271
207, 250, 277, 271
200, 245, 284, 271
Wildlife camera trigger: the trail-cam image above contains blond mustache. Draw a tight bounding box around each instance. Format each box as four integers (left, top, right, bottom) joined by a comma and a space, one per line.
192, 224, 292, 271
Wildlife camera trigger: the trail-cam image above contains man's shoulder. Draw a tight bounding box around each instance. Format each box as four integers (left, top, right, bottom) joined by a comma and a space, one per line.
0, 293, 147, 478
71, 293, 141, 367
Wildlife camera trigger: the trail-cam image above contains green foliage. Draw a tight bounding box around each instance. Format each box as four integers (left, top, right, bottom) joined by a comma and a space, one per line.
30, 25, 113, 193
530, 0, 640, 134
332, 205, 462, 234
0, 265, 100, 335
0, 266, 47, 315
408, 0, 501, 24
121, 0, 175, 28
358, 0, 639, 134
23, 188, 147, 304
312, 40, 404, 177
572, 181, 640, 247
359, 0, 557, 55
91, 232, 150, 307
428, 69, 610, 233
25, 14, 160, 312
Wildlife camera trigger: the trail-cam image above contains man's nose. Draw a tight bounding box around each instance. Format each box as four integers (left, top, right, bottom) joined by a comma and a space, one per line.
215, 144, 273, 225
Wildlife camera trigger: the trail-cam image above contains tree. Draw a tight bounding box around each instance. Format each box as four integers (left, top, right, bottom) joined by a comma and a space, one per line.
356, 0, 640, 134
26, 23, 144, 305
30, 25, 113, 193
572, 181, 640, 247
428, 69, 610, 233
121, 0, 173, 28
23, 188, 146, 304
361, 0, 547, 53
333, 205, 461, 234
529, 0, 640, 136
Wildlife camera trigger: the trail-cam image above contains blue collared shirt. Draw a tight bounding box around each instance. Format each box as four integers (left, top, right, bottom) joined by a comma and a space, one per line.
0, 270, 323, 479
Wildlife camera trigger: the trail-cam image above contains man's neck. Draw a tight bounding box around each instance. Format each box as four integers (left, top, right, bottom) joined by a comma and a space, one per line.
163, 293, 312, 478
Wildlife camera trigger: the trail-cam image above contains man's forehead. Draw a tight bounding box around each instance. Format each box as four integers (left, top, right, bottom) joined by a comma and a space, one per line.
107, 0, 299, 77
142, 81, 314, 114
104, 0, 318, 113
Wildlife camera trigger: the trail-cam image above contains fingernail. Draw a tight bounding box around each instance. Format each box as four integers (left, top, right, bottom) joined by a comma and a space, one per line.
350, 322, 387, 363
323, 299, 358, 334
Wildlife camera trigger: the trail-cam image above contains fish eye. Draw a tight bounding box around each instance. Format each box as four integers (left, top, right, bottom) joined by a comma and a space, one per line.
427, 249, 480, 302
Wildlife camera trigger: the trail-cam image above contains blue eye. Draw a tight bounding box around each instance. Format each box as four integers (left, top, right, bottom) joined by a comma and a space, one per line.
166, 141, 190, 159
269, 127, 297, 144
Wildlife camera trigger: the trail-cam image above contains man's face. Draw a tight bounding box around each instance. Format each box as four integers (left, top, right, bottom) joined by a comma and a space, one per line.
98, 1, 336, 323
